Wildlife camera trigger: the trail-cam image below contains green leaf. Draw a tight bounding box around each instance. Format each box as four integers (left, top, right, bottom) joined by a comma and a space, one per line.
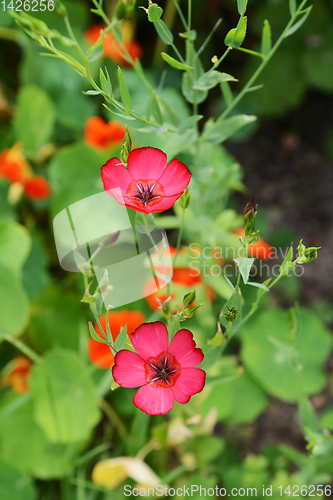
289, 0, 297, 16
0, 220, 30, 335
225, 16, 247, 49
13, 84, 55, 158
22, 238, 49, 301
161, 52, 192, 70
237, 0, 248, 16
148, 3, 163, 22
221, 81, 233, 106
234, 257, 255, 284
115, 324, 128, 351
100, 67, 112, 96
299, 397, 321, 434
202, 114, 257, 144
181, 40, 208, 104
192, 70, 237, 91
0, 401, 78, 479
145, 92, 163, 125
27, 287, 83, 351
88, 321, 110, 345
279, 246, 294, 275
30, 350, 101, 444
177, 115, 203, 133
261, 19, 272, 56
241, 309, 333, 402
179, 29, 197, 40
246, 281, 270, 292
285, 6, 313, 37
0, 460, 37, 500
118, 67, 132, 111
153, 19, 174, 45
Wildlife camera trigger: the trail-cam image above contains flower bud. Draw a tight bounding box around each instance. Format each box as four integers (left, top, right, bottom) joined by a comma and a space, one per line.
182, 290, 196, 308
114, 0, 136, 20
54, 0, 67, 18
180, 188, 190, 209
99, 231, 120, 248
183, 303, 202, 319
297, 239, 320, 264
223, 306, 239, 323
244, 198, 257, 236
120, 126, 133, 166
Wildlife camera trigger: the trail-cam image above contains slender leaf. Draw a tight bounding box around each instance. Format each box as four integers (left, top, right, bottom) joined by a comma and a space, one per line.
117, 67, 132, 111
192, 70, 237, 91
153, 19, 174, 45
221, 81, 233, 106
246, 281, 270, 292
279, 246, 294, 275
161, 52, 192, 70
115, 325, 127, 351
285, 6, 313, 37
178, 115, 203, 133
289, 0, 297, 16
261, 19, 272, 56
237, 0, 248, 16
202, 114, 257, 144
100, 68, 112, 96
225, 16, 247, 49
88, 321, 110, 345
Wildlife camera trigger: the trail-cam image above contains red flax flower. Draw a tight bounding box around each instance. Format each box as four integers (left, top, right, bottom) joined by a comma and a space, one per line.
112, 322, 205, 415
84, 117, 126, 150
85, 23, 142, 66
88, 310, 145, 369
5, 356, 33, 394
24, 176, 51, 200
101, 147, 191, 214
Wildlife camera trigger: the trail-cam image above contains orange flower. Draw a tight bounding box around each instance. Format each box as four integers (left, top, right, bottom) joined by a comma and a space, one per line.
84, 116, 126, 150
0, 143, 32, 184
6, 356, 33, 394
85, 23, 142, 66
24, 176, 51, 200
144, 247, 214, 311
88, 310, 146, 369
234, 229, 272, 260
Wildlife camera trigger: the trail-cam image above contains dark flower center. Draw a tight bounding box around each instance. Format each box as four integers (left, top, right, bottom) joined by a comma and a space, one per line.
145, 351, 180, 387
127, 179, 164, 207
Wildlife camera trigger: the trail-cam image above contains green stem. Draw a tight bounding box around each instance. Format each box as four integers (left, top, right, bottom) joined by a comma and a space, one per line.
220, 0, 309, 121
172, 0, 188, 31
99, 398, 128, 441
172, 205, 186, 269
0, 333, 42, 364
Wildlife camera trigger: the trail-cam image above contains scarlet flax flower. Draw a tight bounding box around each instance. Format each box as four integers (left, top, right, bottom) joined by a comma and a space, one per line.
112, 321, 205, 415
84, 116, 126, 150
5, 356, 33, 394
101, 147, 191, 214
24, 176, 51, 200
85, 23, 142, 66
88, 310, 145, 369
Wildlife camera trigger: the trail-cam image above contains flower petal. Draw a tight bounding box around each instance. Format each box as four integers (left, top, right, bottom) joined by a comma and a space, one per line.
143, 193, 183, 214
101, 157, 133, 192
127, 147, 167, 180
168, 329, 204, 368
172, 367, 206, 403
131, 321, 169, 361
158, 159, 191, 196
112, 350, 146, 388
133, 384, 174, 415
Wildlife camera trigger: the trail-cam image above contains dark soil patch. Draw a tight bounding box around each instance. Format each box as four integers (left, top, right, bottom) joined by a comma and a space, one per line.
227, 91, 333, 305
